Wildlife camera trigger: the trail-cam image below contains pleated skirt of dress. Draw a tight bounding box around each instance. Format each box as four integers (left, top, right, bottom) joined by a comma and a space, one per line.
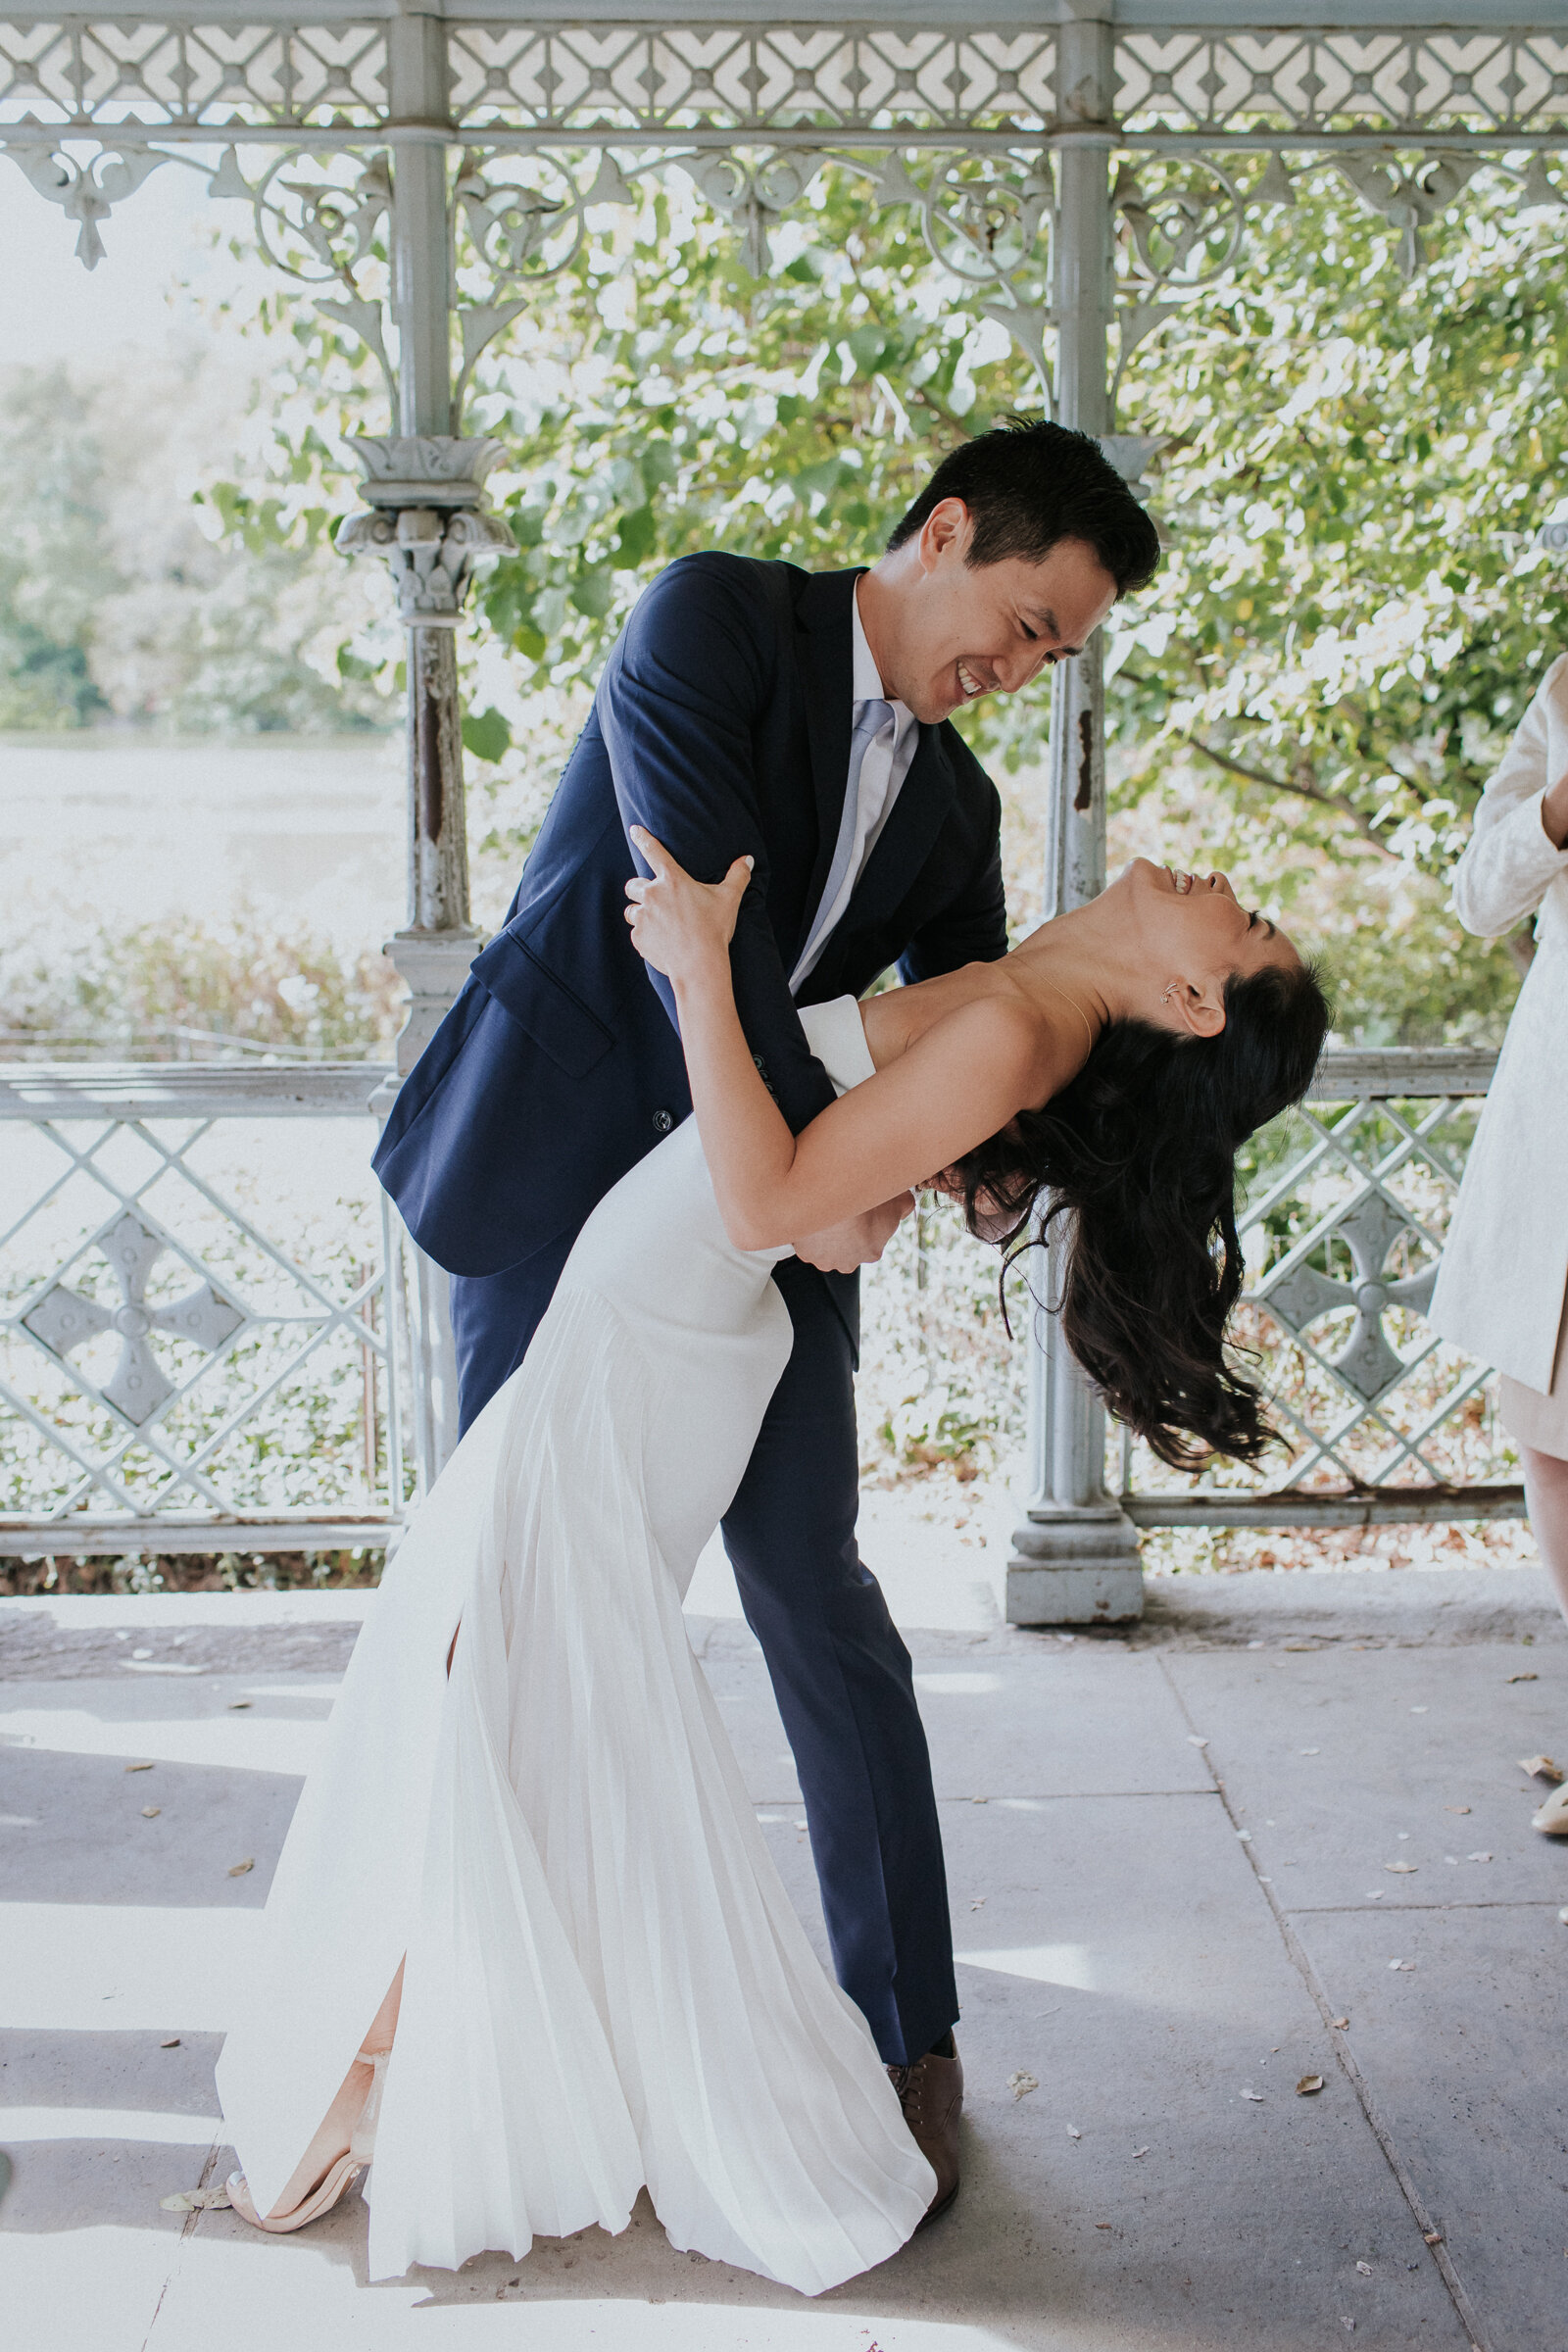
216, 1004, 934, 2298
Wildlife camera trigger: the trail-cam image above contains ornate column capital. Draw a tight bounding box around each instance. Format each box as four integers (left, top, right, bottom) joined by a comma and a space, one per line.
337, 434, 514, 624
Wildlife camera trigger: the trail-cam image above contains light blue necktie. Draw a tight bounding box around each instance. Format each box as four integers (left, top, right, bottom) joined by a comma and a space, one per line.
793, 698, 893, 988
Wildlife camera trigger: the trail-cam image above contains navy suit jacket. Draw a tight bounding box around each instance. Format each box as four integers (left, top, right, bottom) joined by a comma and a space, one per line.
373, 554, 1008, 1317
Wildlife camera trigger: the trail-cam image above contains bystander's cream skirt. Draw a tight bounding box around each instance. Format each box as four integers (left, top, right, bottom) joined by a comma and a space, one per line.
1499, 1281, 1568, 1460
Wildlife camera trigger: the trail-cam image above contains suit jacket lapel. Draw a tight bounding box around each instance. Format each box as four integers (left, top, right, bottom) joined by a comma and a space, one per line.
792, 567, 863, 967
808, 724, 959, 992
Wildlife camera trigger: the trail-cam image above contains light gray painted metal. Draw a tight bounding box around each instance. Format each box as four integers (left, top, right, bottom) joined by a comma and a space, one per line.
0, 1515, 400, 1555
0, 1064, 393, 1121
1008, 17, 1144, 1629
1306, 1047, 1498, 1101
0, 1068, 407, 1555
1124, 1484, 1525, 1527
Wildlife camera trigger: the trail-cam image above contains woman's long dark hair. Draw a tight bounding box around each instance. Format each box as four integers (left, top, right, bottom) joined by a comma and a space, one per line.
956, 960, 1332, 1472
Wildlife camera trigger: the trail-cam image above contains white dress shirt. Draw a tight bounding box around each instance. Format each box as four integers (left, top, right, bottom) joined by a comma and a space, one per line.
789, 582, 919, 993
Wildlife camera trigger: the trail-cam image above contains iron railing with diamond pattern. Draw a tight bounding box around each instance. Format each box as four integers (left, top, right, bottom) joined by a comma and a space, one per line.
1119, 1047, 1521, 1530
0, 1061, 409, 1557
0, 1048, 1517, 1554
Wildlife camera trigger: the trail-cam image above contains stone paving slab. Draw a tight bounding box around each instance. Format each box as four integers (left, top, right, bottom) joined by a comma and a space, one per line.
1291, 1904, 1568, 2352
706, 1645, 1214, 1810
1163, 1646, 1568, 1913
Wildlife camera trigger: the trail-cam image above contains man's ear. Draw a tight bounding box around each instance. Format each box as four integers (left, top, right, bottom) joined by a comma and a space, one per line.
1166, 976, 1227, 1040
919, 497, 971, 570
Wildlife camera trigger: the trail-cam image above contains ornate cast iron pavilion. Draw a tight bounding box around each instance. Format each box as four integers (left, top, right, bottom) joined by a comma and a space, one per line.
1, 3, 1560, 1616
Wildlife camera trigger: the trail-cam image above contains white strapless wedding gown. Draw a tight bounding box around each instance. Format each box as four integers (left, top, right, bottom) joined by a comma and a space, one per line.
216, 996, 934, 2295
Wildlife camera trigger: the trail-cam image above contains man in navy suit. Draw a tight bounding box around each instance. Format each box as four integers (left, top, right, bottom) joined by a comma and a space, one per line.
375, 421, 1160, 2217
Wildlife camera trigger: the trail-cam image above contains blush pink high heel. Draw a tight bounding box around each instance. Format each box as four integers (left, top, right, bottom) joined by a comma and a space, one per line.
227, 2046, 388, 2233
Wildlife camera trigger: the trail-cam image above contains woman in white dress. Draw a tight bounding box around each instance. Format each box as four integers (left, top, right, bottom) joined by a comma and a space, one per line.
217, 848, 1324, 2293
1430, 651, 1568, 1835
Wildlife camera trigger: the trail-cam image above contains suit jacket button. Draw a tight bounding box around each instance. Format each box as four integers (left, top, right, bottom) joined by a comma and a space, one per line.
653, 1109, 674, 1134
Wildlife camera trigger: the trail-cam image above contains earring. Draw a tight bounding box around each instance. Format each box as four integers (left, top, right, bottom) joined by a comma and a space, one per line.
1162, 985, 1177, 1004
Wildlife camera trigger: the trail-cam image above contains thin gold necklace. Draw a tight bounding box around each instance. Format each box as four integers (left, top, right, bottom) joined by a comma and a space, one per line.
1034, 972, 1096, 1057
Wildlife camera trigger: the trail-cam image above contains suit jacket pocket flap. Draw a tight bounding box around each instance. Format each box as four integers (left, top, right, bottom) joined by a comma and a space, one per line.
470, 931, 615, 1079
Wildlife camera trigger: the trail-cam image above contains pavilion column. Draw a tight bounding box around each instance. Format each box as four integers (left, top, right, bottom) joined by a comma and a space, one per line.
1004, 12, 1144, 1627
340, 7, 509, 1485
382, 5, 480, 1066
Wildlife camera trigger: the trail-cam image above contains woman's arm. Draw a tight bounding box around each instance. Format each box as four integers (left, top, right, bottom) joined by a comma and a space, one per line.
625, 830, 1058, 1250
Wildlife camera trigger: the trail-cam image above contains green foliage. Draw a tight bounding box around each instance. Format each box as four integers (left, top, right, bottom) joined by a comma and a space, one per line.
0, 353, 398, 734
1110, 162, 1568, 900
0, 908, 401, 1059
181, 162, 1568, 1032
0, 368, 116, 727
462, 705, 513, 764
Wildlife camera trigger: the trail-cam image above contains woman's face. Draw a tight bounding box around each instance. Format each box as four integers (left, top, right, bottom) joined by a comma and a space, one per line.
1107, 857, 1299, 1007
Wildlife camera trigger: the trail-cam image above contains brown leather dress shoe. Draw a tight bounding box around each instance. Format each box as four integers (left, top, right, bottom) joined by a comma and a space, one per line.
888, 2033, 962, 2227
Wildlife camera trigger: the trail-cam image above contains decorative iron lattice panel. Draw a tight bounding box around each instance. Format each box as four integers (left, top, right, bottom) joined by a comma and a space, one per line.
1119, 1057, 1510, 1516
1117, 28, 1568, 137
6, 20, 1568, 146
447, 23, 1056, 136
0, 1067, 407, 1550
0, 18, 387, 129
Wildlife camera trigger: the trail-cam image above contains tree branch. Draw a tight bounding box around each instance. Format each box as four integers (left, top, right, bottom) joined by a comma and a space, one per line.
1116, 667, 1399, 859
1177, 729, 1397, 860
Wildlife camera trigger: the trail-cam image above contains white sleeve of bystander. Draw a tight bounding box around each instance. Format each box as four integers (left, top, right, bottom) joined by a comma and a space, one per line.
1451, 653, 1568, 940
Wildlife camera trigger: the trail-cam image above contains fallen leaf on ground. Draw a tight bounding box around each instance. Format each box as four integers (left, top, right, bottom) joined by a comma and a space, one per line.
141, 1806, 160, 1819
1520, 1755, 1564, 1783
1007, 2071, 1039, 2101
1332, 2018, 1349, 2030
1132, 2146, 1150, 2159
1507, 1672, 1539, 1684
160, 2037, 180, 2049
1388, 1959, 1416, 1971
124, 1762, 154, 1773
1423, 2231, 1442, 2245
228, 1700, 252, 1711
227, 1858, 254, 1877
1095, 2222, 1112, 2230
1356, 2260, 1373, 2276
1296, 2075, 1325, 2095
1444, 1805, 1471, 1815
1467, 1852, 1494, 1863
1067, 2126, 1082, 2139
1241, 2088, 1265, 2102
160, 2185, 231, 2212
1385, 1862, 1418, 1874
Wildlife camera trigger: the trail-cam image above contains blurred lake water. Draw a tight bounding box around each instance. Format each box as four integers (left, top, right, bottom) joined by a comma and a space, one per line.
1, 733, 405, 958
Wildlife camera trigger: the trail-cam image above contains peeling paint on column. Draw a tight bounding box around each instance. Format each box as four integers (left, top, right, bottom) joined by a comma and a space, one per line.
1075, 709, 1095, 812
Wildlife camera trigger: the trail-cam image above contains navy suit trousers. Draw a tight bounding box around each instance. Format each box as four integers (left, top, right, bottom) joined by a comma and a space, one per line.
449, 1249, 958, 2069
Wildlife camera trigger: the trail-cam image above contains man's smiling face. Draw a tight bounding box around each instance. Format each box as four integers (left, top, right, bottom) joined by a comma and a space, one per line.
865, 497, 1120, 724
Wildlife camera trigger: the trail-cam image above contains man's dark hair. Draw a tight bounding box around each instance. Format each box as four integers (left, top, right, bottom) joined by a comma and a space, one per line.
886, 419, 1160, 597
